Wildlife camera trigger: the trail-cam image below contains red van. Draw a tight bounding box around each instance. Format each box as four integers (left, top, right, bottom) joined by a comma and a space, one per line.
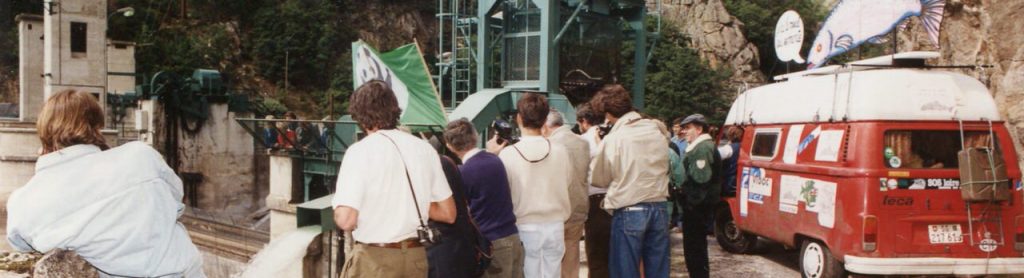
714, 52, 1024, 277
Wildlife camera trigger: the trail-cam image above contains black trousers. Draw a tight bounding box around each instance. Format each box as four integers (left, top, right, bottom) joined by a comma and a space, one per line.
682, 203, 711, 278
584, 194, 612, 278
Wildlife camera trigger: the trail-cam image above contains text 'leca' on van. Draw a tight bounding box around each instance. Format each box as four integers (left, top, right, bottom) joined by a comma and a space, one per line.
715, 51, 1024, 278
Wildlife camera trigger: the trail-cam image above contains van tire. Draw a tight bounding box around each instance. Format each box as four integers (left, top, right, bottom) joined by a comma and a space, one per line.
799, 240, 845, 278
714, 205, 757, 254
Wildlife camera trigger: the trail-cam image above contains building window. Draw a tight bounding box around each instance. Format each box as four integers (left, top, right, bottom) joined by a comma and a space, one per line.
71, 22, 87, 57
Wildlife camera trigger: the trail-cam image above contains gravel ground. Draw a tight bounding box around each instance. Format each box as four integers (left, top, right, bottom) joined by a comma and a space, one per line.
577, 231, 799, 277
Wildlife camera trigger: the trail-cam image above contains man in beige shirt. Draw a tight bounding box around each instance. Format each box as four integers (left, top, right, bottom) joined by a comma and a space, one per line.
490, 93, 572, 278
589, 85, 671, 278
542, 110, 590, 278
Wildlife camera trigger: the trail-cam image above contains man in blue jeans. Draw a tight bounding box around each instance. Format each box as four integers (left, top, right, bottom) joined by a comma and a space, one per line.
588, 85, 672, 278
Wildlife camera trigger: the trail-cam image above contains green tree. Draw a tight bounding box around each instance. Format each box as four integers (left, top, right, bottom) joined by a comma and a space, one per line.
724, 0, 826, 76
620, 20, 731, 124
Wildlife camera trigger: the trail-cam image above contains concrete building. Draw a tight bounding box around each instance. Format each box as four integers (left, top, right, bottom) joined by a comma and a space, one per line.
42, 0, 108, 108
106, 40, 135, 94
17, 14, 44, 122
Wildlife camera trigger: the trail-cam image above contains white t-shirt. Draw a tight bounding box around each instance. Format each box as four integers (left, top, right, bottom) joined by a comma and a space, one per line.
332, 129, 453, 243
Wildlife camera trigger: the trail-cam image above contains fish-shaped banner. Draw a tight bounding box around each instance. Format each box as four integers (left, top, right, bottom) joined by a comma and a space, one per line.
806, 0, 945, 69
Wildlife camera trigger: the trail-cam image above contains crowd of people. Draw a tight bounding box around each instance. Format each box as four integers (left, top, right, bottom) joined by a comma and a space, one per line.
261, 111, 333, 153
332, 80, 745, 278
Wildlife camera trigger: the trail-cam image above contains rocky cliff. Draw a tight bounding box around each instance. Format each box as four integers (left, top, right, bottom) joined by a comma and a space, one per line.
655, 0, 766, 84
892, 0, 1024, 163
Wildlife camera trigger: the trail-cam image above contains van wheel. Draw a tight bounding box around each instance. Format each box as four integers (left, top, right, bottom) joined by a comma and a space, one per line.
714, 205, 757, 253
800, 240, 845, 278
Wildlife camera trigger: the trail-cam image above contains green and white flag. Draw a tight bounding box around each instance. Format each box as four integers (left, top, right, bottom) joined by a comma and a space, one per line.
352, 40, 447, 128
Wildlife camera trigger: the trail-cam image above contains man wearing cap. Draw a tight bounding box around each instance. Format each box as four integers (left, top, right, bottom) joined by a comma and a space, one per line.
588, 85, 671, 278
678, 113, 721, 278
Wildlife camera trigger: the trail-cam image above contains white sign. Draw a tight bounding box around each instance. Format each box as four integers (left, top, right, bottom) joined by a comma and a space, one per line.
774, 10, 806, 63
815, 130, 845, 162
979, 238, 998, 252
779, 175, 802, 214
749, 172, 773, 197
815, 180, 837, 228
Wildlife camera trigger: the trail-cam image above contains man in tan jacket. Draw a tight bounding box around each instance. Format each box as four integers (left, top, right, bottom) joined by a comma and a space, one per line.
589, 85, 671, 278
542, 110, 590, 278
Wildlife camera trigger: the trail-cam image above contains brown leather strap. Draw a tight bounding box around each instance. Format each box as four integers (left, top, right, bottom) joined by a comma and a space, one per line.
357, 238, 423, 249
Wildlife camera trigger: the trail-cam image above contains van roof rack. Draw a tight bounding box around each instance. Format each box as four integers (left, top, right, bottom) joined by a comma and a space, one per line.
773, 51, 941, 81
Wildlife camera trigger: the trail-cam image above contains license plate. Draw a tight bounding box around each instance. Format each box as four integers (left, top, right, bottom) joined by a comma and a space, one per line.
928, 224, 963, 244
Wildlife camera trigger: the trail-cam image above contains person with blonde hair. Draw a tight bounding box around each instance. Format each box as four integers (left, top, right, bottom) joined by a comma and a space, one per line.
6, 89, 205, 277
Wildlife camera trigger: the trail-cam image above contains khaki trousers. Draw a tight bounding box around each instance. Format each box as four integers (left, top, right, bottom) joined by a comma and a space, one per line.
341, 243, 427, 278
484, 234, 525, 278
561, 221, 585, 278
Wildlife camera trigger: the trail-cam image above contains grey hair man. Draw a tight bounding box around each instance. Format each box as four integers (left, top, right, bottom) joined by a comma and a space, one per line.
443, 118, 524, 278
542, 109, 590, 278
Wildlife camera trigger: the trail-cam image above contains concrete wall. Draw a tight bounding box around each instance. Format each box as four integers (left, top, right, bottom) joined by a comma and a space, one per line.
43, 0, 107, 108
17, 14, 44, 122
0, 123, 40, 203
105, 41, 134, 94
176, 103, 258, 217
268, 155, 297, 240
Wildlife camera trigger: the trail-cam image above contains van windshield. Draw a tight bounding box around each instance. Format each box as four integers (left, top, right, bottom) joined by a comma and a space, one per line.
883, 130, 998, 169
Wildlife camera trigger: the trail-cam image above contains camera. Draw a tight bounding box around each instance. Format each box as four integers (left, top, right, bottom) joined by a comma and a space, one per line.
417, 225, 441, 247
491, 119, 520, 145
597, 124, 613, 139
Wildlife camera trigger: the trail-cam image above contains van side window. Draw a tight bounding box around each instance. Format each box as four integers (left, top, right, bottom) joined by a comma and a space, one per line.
883, 130, 999, 169
750, 129, 781, 160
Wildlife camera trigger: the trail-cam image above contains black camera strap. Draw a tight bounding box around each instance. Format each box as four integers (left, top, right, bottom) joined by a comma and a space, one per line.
379, 132, 428, 228
511, 139, 551, 163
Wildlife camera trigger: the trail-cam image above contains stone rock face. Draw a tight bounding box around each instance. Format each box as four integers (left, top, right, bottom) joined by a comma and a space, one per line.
893, 0, 1024, 166
0, 251, 39, 274
654, 0, 767, 84
31, 250, 98, 278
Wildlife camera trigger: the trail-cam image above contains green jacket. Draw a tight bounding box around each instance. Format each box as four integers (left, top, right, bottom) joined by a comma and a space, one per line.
682, 134, 721, 207
668, 149, 684, 190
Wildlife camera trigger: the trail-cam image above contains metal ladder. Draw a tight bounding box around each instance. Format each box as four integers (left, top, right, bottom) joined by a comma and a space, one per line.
436, 0, 477, 108
959, 119, 1006, 248
453, 16, 476, 105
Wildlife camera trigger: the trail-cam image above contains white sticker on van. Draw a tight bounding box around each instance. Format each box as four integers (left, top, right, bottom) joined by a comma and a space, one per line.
815, 130, 845, 162
740, 170, 750, 217
797, 126, 822, 154
783, 125, 805, 164
779, 175, 802, 214
810, 179, 837, 228
748, 169, 773, 197
789, 177, 837, 228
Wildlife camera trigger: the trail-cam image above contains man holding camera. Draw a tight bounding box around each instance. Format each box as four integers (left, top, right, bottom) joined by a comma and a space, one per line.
589, 85, 672, 278
489, 93, 572, 278
575, 103, 613, 278
332, 80, 457, 278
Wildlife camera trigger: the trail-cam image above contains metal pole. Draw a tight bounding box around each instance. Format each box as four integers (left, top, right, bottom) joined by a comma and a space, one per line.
285, 50, 289, 96
553, 0, 588, 45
